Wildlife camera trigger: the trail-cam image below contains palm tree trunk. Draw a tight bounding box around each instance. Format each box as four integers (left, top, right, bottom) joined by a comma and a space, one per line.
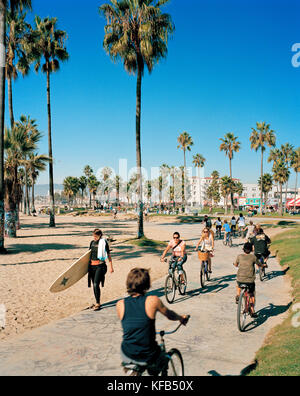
7, 76, 14, 128
294, 171, 298, 211
183, 151, 186, 212
47, 68, 55, 227
31, 179, 35, 213
136, 66, 144, 239
0, 0, 6, 253
260, 150, 264, 214
280, 183, 283, 216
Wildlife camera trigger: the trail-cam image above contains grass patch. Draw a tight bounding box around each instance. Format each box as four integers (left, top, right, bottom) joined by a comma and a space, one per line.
248, 226, 300, 376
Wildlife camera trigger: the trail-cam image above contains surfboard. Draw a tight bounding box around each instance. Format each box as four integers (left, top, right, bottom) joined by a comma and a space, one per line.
50, 250, 91, 293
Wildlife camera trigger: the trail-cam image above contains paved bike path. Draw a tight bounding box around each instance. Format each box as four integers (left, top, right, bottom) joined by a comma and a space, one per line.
0, 232, 292, 376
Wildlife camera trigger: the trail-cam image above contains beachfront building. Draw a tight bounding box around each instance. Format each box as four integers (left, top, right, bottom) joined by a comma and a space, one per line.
242, 184, 299, 208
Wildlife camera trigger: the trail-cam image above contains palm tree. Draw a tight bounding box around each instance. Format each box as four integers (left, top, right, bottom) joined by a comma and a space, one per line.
258, 173, 273, 208
177, 132, 194, 211
145, 180, 152, 205
273, 161, 290, 216
15, 115, 41, 215
0, 0, 32, 252
291, 148, 300, 211
100, 0, 174, 239
281, 143, 294, 206
250, 122, 276, 213
28, 16, 69, 227
27, 153, 49, 213
114, 175, 121, 205
87, 175, 100, 208
63, 177, 80, 206
220, 133, 241, 212
193, 154, 206, 209
6, 10, 31, 128
220, 176, 235, 215
78, 176, 88, 205
84, 165, 93, 207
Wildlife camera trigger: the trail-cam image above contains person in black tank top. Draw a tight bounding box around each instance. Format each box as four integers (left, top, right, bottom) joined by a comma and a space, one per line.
117, 268, 189, 370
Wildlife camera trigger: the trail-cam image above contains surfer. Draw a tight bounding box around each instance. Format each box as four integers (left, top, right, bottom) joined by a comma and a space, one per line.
88, 229, 114, 311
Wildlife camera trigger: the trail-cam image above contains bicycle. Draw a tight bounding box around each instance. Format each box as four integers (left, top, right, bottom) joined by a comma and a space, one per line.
256, 254, 267, 282
237, 284, 255, 332
215, 228, 222, 240
198, 250, 211, 288
122, 317, 190, 376
164, 258, 187, 304
223, 232, 233, 247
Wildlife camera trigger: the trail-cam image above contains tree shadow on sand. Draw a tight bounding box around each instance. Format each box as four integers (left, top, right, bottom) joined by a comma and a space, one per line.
6, 243, 80, 255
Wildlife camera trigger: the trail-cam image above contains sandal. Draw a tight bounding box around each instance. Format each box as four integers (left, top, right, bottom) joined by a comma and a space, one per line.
93, 304, 101, 311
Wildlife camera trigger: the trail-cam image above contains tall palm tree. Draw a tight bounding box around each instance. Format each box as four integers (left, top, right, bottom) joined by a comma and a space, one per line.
27, 153, 49, 213
63, 177, 80, 206
78, 176, 88, 205
16, 115, 41, 215
220, 176, 235, 215
0, 0, 32, 252
100, 0, 174, 238
258, 173, 273, 208
193, 154, 206, 209
281, 143, 294, 206
291, 147, 300, 211
28, 16, 69, 227
114, 175, 121, 205
87, 175, 100, 208
84, 165, 93, 207
220, 132, 240, 213
177, 132, 194, 211
273, 161, 290, 216
6, 10, 31, 128
250, 122, 276, 214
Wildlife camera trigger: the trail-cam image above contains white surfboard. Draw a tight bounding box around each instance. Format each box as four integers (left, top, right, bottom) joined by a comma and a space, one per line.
50, 250, 91, 293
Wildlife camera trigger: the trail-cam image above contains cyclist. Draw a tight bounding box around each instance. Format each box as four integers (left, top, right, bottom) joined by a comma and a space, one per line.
244, 220, 255, 241
161, 232, 187, 283
203, 215, 212, 230
238, 213, 246, 236
234, 242, 263, 318
230, 216, 237, 236
195, 228, 214, 273
222, 220, 232, 244
117, 268, 189, 374
214, 217, 222, 239
250, 228, 271, 267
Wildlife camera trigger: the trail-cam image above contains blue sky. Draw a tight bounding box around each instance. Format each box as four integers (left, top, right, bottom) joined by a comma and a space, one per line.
8, 0, 300, 186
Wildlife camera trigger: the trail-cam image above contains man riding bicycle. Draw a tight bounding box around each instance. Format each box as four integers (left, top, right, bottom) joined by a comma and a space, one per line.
117, 268, 189, 375
249, 228, 271, 267
161, 232, 187, 283
234, 243, 263, 318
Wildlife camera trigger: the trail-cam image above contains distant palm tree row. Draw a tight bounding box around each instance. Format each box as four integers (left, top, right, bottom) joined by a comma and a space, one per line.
0, 1, 69, 250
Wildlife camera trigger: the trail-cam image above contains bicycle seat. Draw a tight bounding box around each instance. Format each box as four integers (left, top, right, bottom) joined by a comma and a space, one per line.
239, 283, 251, 289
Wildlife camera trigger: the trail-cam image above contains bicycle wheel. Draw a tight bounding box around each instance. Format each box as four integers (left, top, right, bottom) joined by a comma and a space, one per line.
178, 270, 187, 296
228, 237, 233, 247
205, 262, 211, 281
223, 239, 227, 246
200, 262, 206, 288
237, 289, 247, 332
165, 275, 176, 304
165, 349, 184, 376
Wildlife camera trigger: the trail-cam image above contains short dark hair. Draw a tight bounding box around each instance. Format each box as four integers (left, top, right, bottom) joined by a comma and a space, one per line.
243, 242, 252, 254
93, 229, 103, 237
126, 268, 151, 296
257, 228, 264, 235
173, 232, 180, 238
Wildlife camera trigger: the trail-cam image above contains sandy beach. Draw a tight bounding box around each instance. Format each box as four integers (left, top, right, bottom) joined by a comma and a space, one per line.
0, 214, 287, 342
0, 214, 180, 341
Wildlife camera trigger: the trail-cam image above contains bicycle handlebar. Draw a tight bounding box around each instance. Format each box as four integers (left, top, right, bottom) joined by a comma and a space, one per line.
156, 315, 191, 336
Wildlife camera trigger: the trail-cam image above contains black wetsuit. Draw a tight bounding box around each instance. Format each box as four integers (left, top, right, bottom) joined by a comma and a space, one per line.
88, 239, 110, 304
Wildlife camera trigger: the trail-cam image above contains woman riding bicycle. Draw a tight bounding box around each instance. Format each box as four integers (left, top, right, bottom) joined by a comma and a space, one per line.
195, 228, 214, 273
249, 228, 271, 267
161, 232, 187, 283
117, 268, 189, 374
214, 217, 222, 238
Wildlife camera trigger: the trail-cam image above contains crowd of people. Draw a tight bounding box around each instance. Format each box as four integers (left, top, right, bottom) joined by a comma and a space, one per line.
87, 213, 271, 374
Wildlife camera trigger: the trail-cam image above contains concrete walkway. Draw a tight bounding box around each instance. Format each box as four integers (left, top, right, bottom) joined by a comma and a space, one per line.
0, 228, 292, 376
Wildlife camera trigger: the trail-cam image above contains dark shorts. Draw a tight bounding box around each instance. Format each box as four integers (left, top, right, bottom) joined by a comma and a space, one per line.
237, 282, 255, 295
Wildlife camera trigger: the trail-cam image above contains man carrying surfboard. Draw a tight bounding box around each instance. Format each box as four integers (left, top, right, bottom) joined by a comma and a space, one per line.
89, 229, 114, 311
